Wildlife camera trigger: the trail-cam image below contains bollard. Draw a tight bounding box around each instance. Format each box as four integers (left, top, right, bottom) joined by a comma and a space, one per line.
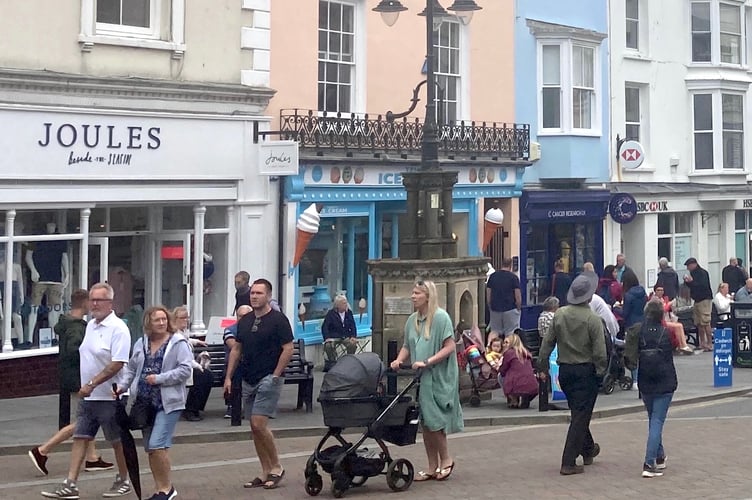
387, 339, 398, 395
714, 322, 733, 387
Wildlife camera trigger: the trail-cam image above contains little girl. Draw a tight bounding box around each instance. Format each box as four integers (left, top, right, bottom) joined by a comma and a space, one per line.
485, 337, 503, 369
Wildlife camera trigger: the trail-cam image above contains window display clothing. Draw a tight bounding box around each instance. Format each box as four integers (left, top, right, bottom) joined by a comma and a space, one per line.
32, 240, 68, 283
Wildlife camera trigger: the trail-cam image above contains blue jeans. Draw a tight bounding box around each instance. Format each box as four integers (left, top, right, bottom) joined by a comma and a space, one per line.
643, 392, 673, 466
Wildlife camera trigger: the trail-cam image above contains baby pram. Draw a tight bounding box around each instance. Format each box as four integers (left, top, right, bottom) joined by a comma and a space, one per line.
600, 335, 633, 394
457, 328, 500, 407
305, 353, 421, 498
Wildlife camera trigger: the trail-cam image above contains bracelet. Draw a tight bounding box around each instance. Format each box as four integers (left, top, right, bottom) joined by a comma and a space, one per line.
423, 358, 430, 366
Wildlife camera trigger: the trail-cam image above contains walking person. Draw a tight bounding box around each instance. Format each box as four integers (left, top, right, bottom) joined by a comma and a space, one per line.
722, 258, 746, 297
389, 279, 462, 482
41, 283, 131, 499
224, 279, 294, 490
655, 258, 680, 300
29, 289, 113, 476
621, 269, 647, 389
624, 300, 678, 478
683, 257, 714, 351
222, 304, 253, 425
116, 305, 193, 500
550, 259, 572, 306
486, 258, 522, 335
538, 271, 608, 475
173, 306, 212, 422
232, 271, 252, 314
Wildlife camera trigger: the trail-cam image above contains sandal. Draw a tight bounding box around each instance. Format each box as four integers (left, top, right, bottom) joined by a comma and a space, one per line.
244, 477, 266, 488
263, 469, 285, 489
436, 462, 455, 481
414, 470, 437, 482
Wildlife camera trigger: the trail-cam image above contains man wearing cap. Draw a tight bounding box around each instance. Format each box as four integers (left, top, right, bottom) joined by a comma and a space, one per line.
683, 257, 714, 351
538, 271, 608, 476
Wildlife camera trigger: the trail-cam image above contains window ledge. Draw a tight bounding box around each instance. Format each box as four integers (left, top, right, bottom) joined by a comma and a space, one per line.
623, 52, 652, 62
78, 34, 186, 59
688, 170, 747, 177
537, 130, 602, 138
0, 346, 58, 361
623, 165, 656, 173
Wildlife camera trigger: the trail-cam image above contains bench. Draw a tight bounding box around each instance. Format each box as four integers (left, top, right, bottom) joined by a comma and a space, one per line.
520, 328, 541, 366
203, 338, 315, 413
676, 312, 699, 348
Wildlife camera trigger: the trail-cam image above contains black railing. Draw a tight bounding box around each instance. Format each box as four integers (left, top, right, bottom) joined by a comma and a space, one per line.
279, 109, 530, 161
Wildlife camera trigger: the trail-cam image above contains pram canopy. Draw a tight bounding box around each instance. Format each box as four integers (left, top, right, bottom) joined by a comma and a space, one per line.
320, 353, 385, 400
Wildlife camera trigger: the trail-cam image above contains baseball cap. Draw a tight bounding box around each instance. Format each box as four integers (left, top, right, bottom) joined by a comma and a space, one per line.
684, 257, 698, 266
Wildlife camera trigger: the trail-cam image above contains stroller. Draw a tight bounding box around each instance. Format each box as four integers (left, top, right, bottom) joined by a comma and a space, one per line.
600, 335, 633, 394
457, 328, 500, 407
304, 353, 421, 498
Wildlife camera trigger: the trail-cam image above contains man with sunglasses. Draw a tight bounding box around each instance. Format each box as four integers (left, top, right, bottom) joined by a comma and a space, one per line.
224, 278, 293, 490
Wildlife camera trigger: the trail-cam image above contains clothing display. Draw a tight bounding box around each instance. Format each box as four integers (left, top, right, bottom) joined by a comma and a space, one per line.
32, 240, 67, 282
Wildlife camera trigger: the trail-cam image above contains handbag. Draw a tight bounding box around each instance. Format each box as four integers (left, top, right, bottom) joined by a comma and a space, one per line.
128, 339, 157, 430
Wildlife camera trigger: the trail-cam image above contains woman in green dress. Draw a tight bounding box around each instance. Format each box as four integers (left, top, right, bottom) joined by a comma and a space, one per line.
389, 280, 463, 482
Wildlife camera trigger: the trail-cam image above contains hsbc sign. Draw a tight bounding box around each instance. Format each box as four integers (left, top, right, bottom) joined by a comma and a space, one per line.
619, 140, 645, 169
636, 201, 669, 213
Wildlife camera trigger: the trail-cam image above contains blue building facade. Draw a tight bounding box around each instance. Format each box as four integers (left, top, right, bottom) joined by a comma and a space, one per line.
514, 0, 611, 326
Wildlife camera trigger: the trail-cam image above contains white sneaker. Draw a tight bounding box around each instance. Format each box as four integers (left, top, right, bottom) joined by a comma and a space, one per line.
632, 383, 638, 391
102, 474, 131, 497
656, 456, 667, 470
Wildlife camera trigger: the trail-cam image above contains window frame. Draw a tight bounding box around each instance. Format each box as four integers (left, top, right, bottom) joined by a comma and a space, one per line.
657, 213, 693, 270
690, 0, 747, 67
536, 38, 602, 136
433, 19, 462, 124
625, 0, 640, 51
691, 89, 746, 171
79, 0, 186, 56
624, 82, 644, 142
95, 0, 159, 39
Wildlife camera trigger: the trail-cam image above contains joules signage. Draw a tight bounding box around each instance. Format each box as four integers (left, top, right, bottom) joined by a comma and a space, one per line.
37, 122, 162, 167
0, 108, 246, 180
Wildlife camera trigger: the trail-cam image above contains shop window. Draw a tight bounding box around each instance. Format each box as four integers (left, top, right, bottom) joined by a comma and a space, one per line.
734, 210, 752, 273
452, 212, 469, 257
205, 206, 229, 229
162, 206, 194, 230
110, 207, 148, 232
656, 213, 693, 267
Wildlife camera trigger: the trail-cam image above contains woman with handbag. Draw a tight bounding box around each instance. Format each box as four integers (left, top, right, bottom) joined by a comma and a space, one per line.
116, 305, 192, 500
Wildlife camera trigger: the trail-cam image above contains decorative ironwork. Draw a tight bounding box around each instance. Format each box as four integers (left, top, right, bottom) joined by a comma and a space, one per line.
279, 109, 530, 161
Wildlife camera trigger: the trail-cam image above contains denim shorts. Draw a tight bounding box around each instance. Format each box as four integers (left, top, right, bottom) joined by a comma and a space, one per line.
242, 374, 284, 419
73, 400, 122, 443
142, 409, 182, 452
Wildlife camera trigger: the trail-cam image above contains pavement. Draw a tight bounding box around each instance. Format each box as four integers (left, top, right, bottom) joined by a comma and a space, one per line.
0, 352, 749, 456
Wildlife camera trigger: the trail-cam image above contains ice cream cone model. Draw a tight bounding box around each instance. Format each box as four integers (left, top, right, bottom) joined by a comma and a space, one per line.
358, 298, 367, 323
482, 208, 504, 251
293, 203, 322, 267
298, 303, 306, 328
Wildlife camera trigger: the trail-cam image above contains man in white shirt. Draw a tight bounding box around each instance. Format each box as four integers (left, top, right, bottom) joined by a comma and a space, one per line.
41, 283, 132, 500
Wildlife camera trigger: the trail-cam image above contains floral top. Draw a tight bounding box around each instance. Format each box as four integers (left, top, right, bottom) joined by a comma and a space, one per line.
538, 310, 555, 338
137, 340, 168, 410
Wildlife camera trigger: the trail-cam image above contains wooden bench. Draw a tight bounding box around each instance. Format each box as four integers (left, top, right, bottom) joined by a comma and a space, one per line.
520, 328, 541, 366
203, 338, 314, 413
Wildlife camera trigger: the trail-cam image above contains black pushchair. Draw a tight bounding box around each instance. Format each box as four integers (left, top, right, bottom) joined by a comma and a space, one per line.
600, 336, 633, 394
304, 353, 421, 498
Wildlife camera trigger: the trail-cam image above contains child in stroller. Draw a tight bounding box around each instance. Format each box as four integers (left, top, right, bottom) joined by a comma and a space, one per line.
601, 333, 633, 394
457, 326, 501, 407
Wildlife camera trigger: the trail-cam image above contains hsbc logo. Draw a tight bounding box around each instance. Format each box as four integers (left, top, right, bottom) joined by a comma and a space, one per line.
621, 148, 641, 161
636, 201, 668, 213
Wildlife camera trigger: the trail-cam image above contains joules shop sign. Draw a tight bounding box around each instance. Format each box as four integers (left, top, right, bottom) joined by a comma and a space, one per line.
0, 108, 247, 180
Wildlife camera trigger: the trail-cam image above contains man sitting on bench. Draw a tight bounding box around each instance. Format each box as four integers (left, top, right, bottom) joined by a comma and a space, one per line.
322, 294, 358, 369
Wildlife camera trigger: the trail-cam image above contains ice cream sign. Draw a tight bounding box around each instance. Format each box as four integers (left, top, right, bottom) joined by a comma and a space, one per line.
305, 165, 515, 186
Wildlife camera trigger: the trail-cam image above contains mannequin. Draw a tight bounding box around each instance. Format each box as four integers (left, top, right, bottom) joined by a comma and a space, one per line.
26, 223, 69, 344
0, 247, 24, 345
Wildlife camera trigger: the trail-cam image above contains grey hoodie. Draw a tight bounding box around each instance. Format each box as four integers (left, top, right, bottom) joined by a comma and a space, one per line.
656, 266, 680, 300
120, 333, 193, 414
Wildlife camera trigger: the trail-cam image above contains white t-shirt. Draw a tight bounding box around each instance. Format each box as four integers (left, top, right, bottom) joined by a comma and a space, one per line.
79, 311, 131, 401
589, 293, 620, 339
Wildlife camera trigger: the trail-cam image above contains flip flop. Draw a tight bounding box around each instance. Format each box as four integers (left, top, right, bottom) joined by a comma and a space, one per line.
436, 462, 455, 481
244, 477, 266, 488
263, 469, 285, 489
414, 470, 437, 482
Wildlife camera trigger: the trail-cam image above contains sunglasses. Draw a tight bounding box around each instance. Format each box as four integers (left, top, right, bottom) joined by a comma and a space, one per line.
251, 318, 261, 333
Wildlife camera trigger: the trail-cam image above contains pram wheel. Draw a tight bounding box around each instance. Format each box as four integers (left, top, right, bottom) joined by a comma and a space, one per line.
601, 375, 615, 395
386, 458, 414, 492
619, 376, 633, 391
305, 473, 323, 496
469, 394, 481, 407
350, 476, 368, 487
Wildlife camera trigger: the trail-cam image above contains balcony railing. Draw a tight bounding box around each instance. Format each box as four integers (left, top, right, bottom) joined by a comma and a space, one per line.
279, 109, 530, 161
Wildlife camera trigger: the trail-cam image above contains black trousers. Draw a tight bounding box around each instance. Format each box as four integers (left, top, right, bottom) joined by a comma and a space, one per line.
185, 368, 213, 413
59, 388, 71, 430
558, 363, 599, 466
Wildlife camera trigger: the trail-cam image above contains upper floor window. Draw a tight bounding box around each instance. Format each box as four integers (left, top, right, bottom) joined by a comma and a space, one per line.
691, 1, 745, 65
433, 20, 461, 123
626, 0, 639, 50
96, 0, 156, 38
624, 84, 642, 141
318, 1, 355, 113
528, 19, 606, 136
692, 91, 745, 171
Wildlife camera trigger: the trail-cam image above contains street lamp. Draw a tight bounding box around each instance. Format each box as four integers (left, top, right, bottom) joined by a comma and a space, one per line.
372, 0, 482, 260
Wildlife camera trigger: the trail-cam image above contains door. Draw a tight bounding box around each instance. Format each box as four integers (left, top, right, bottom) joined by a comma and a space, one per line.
156, 234, 192, 309
88, 237, 109, 288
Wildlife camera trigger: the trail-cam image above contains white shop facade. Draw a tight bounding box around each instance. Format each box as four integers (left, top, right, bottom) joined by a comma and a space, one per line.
0, 104, 277, 360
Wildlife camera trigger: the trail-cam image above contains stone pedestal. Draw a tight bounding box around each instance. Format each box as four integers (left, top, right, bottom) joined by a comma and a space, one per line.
367, 256, 489, 361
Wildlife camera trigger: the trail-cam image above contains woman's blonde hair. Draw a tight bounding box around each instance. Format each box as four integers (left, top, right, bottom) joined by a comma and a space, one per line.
143, 305, 175, 336
718, 282, 729, 293
414, 279, 439, 339
505, 333, 531, 360
171, 305, 189, 331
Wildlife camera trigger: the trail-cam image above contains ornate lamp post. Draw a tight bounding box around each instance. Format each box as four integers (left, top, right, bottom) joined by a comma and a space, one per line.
373, 0, 482, 260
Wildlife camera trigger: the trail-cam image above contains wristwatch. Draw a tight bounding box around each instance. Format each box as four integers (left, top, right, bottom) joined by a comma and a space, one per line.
423, 358, 430, 366
87, 380, 95, 387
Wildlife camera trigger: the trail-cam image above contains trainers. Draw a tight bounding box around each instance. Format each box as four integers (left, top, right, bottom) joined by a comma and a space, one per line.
166, 486, 177, 500
29, 446, 49, 475
224, 406, 232, 419
656, 456, 667, 470
145, 488, 177, 500
102, 474, 132, 497
41, 478, 79, 499
560, 464, 584, 475
642, 463, 664, 478
85, 457, 114, 472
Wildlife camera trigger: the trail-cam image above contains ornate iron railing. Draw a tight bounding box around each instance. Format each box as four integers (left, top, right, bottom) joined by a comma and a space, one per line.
279, 109, 530, 161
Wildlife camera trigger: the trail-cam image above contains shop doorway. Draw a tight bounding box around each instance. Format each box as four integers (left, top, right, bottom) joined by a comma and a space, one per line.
88, 237, 109, 286
156, 234, 192, 310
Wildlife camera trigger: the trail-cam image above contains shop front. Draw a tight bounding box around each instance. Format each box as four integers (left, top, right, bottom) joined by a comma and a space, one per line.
0, 104, 274, 396
283, 162, 525, 346
519, 189, 610, 328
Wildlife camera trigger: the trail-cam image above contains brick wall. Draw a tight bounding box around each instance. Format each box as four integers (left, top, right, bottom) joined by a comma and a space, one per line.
0, 354, 59, 398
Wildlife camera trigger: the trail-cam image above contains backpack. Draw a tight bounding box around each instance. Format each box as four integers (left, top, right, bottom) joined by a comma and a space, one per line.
638, 325, 667, 382
597, 283, 615, 306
